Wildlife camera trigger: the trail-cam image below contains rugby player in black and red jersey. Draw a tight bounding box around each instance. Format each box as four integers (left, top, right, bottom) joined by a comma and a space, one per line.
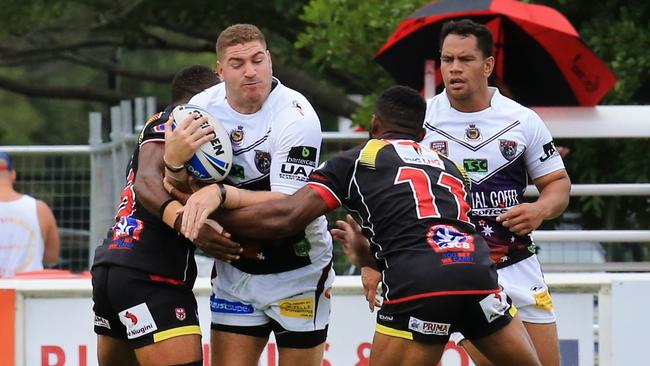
91, 65, 241, 366
173, 86, 542, 366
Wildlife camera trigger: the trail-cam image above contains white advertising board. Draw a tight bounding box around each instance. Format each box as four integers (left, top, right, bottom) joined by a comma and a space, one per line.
27, 292, 593, 366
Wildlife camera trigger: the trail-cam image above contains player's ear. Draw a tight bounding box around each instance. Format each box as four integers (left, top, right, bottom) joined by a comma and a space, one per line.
484, 55, 495, 78
216, 60, 223, 79
370, 114, 380, 139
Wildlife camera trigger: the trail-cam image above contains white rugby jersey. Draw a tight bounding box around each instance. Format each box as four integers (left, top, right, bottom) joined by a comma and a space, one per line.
0, 195, 45, 277
189, 78, 332, 274
422, 88, 565, 267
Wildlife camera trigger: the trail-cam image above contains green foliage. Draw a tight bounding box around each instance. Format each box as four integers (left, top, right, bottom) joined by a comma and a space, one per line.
297, 0, 429, 127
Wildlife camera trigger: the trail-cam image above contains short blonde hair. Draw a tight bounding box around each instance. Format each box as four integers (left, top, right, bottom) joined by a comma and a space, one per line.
216, 24, 267, 60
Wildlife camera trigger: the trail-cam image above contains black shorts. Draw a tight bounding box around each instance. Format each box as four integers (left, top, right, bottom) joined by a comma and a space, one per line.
211, 322, 328, 349
376, 289, 514, 344
92, 265, 201, 349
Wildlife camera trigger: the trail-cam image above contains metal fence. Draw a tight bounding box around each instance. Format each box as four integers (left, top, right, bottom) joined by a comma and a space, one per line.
2, 100, 650, 274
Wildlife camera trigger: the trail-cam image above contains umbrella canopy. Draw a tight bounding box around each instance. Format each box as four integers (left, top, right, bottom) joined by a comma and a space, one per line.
374, 0, 617, 106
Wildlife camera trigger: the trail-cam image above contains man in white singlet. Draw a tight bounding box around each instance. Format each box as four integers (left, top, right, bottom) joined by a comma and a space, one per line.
0, 152, 60, 277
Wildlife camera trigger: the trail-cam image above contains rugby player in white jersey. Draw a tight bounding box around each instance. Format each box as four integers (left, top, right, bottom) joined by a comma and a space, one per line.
163, 24, 334, 366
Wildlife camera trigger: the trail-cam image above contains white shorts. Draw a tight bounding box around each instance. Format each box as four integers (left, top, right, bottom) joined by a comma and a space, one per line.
210, 255, 335, 332
449, 255, 555, 343
497, 254, 555, 323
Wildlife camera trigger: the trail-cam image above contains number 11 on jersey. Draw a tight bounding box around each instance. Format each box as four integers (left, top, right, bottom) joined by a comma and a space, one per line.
395, 167, 470, 223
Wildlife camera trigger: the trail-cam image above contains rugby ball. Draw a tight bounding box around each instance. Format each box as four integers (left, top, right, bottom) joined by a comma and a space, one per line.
171, 104, 232, 182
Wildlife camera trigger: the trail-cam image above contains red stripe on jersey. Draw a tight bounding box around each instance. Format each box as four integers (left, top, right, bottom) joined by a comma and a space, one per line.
307, 183, 341, 209
383, 288, 502, 305
149, 274, 184, 285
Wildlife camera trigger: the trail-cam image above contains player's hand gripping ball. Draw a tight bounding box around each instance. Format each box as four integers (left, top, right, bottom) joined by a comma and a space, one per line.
171, 104, 233, 182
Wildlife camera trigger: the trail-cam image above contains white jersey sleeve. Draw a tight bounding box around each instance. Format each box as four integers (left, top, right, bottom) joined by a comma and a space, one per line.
268, 99, 322, 195
523, 110, 565, 180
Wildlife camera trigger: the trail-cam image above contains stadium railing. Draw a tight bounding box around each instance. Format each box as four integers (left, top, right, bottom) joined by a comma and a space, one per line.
1, 99, 649, 273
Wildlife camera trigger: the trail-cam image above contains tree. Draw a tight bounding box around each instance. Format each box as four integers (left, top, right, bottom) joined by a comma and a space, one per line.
0, 0, 361, 144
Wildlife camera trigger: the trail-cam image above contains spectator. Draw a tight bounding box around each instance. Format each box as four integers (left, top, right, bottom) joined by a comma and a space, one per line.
0, 151, 60, 277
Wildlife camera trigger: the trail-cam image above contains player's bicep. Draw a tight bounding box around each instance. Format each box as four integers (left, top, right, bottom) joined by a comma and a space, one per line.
134, 142, 170, 215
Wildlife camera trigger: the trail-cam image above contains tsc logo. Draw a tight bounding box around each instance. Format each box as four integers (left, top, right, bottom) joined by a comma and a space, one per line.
426, 225, 475, 253
463, 159, 488, 172
408, 317, 450, 335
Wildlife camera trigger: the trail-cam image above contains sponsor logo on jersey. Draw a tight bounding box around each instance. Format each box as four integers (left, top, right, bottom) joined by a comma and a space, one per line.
539, 141, 558, 162
175, 307, 186, 321
533, 289, 554, 311
479, 291, 510, 323
119, 303, 158, 339
278, 297, 314, 319
230, 164, 245, 179
280, 163, 311, 182
110, 217, 144, 248
287, 146, 318, 167
465, 124, 481, 141
379, 314, 394, 322
463, 159, 488, 172
292, 100, 305, 116
471, 190, 520, 211
471, 207, 509, 216
293, 238, 311, 257
229, 125, 245, 145
426, 225, 475, 253
429, 141, 448, 156
393, 142, 445, 168
499, 139, 518, 161
408, 317, 450, 335
94, 315, 111, 329
254, 150, 271, 174
210, 296, 254, 314
441, 252, 474, 265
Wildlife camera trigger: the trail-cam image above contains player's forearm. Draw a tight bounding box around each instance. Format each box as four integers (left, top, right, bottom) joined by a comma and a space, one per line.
216, 202, 304, 238
536, 175, 571, 220
215, 186, 329, 239
220, 186, 286, 209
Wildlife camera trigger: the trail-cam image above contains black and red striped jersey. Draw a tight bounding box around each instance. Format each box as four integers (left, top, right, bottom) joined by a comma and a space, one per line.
92, 106, 197, 284
308, 136, 499, 304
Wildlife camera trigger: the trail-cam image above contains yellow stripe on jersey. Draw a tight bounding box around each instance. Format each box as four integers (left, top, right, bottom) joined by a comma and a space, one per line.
153, 325, 201, 343
146, 112, 163, 126
453, 161, 471, 188
376, 324, 414, 340
359, 139, 389, 170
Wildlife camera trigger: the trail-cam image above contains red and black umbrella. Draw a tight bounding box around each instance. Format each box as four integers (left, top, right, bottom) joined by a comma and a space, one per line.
374, 0, 617, 106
